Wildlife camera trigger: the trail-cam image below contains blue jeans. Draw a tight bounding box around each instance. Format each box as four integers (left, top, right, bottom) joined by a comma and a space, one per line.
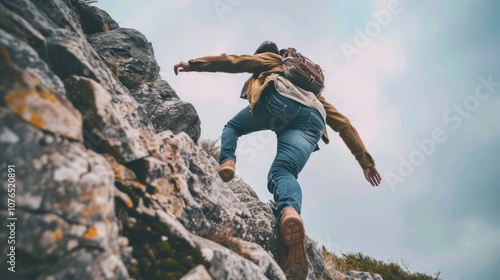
219, 85, 325, 219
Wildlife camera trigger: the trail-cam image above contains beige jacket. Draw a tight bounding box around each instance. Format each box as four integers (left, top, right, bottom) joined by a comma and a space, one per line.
188, 53, 375, 169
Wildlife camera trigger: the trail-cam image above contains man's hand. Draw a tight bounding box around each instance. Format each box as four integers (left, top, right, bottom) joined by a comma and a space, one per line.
364, 166, 381, 187
173, 61, 190, 75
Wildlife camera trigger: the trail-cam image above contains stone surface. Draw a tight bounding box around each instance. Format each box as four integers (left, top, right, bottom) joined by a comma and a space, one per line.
130, 79, 201, 142
0, 108, 128, 279
131, 79, 179, 101
307, 239, 337, 280
0, 27, 63, 95
87, 28, 160, 88
180, 265, 213, 280
0, 3, 49, 61
150, 98, 201, 142
87, 29, 203, 142
64, 75, 149, 163
346, 270, 377, 280
2, 0, 69, 37
75, 4, 120, 34
36, 250, 129, 280
0, 62, 83, 141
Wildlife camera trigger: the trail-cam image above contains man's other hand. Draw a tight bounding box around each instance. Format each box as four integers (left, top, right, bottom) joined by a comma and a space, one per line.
174, 61, 190, 75
364, 166, 381, 187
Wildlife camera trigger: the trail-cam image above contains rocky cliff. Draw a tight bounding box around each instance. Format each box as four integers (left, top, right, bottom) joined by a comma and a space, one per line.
0, 1, 380, 279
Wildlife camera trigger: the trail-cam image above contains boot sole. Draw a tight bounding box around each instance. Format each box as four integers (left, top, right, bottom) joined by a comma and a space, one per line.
217, 167, 234, 182
282, 217, 305, 245
281, 215, 308, 279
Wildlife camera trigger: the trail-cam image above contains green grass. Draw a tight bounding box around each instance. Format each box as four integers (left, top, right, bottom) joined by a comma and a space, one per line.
321, 246, 442, 280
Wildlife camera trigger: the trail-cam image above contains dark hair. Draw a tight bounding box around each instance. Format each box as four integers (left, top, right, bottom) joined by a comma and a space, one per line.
254, 41, 279, 55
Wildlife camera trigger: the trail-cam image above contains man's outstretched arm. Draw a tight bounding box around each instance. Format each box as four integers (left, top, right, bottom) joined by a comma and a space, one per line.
174, 53, 282, 75
174, 61, 190, 75
318, 95, 381, 186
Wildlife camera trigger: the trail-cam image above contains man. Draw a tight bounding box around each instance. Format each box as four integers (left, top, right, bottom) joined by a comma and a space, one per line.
174, 41, 381, 279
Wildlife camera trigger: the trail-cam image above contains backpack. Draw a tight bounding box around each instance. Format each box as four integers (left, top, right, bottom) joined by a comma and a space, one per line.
280, 47, 325, 96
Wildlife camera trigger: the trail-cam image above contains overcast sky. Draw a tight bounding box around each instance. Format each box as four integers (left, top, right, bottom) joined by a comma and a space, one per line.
95, 1, 500, 278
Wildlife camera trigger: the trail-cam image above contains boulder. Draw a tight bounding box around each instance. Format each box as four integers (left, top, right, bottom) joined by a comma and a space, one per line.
346, 270, 377, 280
0, 108, 128, 279
180, 265, 213, 280
64, 76, 149, 163
131, 79, 201, 142
74, 4, 120, 34
0, 27, 63, 95
0, 57, 82, 141
87, 28, 160, 89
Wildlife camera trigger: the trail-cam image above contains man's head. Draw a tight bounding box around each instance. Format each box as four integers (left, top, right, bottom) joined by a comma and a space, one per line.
254, 41, 279, 55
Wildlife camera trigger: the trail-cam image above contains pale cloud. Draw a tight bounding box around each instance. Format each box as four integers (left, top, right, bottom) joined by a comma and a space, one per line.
328, 40, 404, 146
257, 19, 295, 46
174, 73, 241, 106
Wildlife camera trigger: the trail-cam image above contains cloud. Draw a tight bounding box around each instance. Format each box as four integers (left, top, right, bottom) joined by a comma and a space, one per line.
173, 73, 242, 106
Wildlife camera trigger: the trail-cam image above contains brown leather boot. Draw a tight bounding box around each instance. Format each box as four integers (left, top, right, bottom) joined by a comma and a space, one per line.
217, 160, 235, 182
278, 207, 309, 280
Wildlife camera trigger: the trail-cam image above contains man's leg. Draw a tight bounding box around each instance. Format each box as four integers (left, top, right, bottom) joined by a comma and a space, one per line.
268, 110, 324, 279
268, 127, 321, 220
220, 85, 301, 165
218, 105, 272, 179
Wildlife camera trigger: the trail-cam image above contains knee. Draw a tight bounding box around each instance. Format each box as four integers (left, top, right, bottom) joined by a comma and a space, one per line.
269, 161, 297, 180
266, 169, 291, 193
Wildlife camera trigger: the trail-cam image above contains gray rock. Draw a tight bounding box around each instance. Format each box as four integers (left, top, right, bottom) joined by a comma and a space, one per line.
131, 78, 201, 142
43, 21, 156, 137
47, 29, 118, 85
0, 49, 82, 141
0, 3, 49, 61
44, 23, 156, 133
346, 270, 375, 280
123, 130, 336, 279
307, 239, 337, 280
239, 240, 287, 280
0, 27, 64, 96
150, 99, 201, 143
123, 130, 248, 236
2, 0, 62, 37
156, 209, 286, 280
0, 108, 128, 279
84, 27, 202, 141
131, 80, 201, 143
32, 0, 84, 36
87, 28, 160, 88
85, 26, 201, 142
73, 4, 120, 34
131, 78, 179, 101
37, 249, 129, 280
227, 181, 280, 258
64, 75, 149, 163
2, 1, 158, 140
180, 265, 213, 280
